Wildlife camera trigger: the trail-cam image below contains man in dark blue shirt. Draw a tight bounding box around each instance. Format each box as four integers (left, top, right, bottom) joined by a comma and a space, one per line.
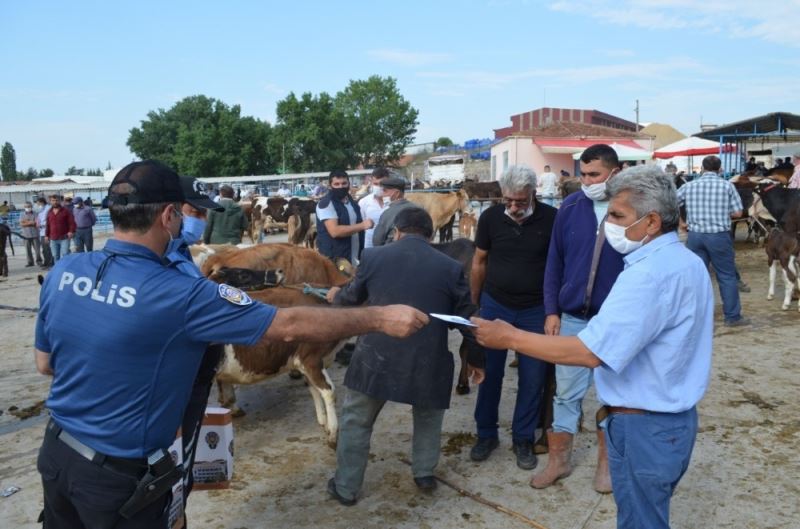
34, 160, 428, 529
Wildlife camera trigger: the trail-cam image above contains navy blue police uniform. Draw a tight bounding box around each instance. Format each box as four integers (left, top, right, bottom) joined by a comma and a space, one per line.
36, 238, 275, 528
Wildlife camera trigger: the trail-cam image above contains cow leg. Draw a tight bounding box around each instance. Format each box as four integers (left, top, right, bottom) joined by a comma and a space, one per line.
299, 359, 338, 448
455, 338, 470, 395
768, 260, 776, 300
780, 261, 793, 310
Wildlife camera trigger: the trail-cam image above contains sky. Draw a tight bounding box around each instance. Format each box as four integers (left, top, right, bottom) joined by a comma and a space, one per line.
2, 0, 799, 173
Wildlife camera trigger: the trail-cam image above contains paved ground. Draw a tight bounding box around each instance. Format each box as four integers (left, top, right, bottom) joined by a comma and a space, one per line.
0, 234, 798, 529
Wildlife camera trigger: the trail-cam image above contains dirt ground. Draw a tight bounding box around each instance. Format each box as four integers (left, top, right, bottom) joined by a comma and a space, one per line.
0, 233, 798, 529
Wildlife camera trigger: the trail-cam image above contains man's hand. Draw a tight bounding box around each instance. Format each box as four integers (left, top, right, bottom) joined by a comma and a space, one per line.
67, 232, 73, 239
467, 364, 485, 385
471, 316, 516, 350
43, 237, 49, 243
325, 286, 341, 304
362, 218, 374, 230
544, 314, 561, 336
377, 305, 429, 337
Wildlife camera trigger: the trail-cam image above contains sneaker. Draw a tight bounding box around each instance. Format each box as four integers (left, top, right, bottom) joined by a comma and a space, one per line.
470, 437, 499, 462
512, 441, 538, 470
737, 280, 751, 293
724, 317, 751, 328
25, 263, 35, 267
327, 478, 356, 506
413, 476, 437, 491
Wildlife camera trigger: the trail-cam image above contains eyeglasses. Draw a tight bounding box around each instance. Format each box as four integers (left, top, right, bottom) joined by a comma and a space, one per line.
502, 197, 532, 206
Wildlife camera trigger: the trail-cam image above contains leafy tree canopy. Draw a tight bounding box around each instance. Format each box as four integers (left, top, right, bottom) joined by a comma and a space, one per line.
1, 142, 17, 182
335, 76, 419, 167
435, 137, 453, 148
127, 95, 274, 177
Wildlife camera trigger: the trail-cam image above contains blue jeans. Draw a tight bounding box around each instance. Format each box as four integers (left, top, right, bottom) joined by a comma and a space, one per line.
686, 231, 741, 322
552, 313, 593, 434
72, 227, 93, 252
474, 292, 547, 442
49, 238, 70, 262
606, 407, 697, 529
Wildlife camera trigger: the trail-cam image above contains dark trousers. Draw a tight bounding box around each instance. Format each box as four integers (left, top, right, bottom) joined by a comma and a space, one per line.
73, 227, 94, 252
38, 425, 170, 529
180, 344, 224, 500
26, 236, 43, 265
474, 292, 547, 442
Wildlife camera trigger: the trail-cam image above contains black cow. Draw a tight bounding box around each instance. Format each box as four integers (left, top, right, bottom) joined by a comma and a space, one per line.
755, 181, 800, 229
0, 224, 14, 277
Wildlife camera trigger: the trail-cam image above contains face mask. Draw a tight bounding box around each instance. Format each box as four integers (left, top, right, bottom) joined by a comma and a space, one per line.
181, 216, 207, 245
605, 216, 648, 254
582, 182, 608, 201
25, 207, 32, 213
372, 185, 383, 198
330, 187, 350, 200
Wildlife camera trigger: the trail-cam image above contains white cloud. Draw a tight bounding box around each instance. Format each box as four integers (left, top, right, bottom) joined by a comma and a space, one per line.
548, 0, 800, 46
367, 49, 452, 67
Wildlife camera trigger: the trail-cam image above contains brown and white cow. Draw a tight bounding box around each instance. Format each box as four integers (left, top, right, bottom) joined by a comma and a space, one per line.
214, 287, 345, 446
765, 228, 800, 311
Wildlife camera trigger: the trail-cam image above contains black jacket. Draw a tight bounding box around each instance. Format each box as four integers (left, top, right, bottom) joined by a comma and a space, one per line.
334, 235, 482, 409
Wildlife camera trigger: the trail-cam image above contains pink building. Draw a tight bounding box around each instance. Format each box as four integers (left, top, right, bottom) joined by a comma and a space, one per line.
489, 122, 654, 180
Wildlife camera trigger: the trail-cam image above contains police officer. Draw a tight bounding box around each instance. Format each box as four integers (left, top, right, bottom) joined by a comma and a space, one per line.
35, 160, 428, 529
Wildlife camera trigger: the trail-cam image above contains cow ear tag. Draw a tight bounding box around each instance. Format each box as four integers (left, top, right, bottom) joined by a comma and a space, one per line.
218, 284, 253, 306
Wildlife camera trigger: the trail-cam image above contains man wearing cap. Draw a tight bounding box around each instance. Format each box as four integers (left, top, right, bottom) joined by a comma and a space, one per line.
788, 152, 800, 189
326, 208, 484, 505
203, 184, 248, 244
371, 176, 422, 247
71, 197, 97, 252
316, 169, 373, 264
34, 160, 428, 528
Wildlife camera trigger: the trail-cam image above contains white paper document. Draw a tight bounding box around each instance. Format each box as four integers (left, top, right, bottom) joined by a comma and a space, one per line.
429, 313, 477, 327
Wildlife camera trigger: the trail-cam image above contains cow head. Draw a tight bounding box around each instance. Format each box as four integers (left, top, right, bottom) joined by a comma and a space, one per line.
210, 266, 285, 290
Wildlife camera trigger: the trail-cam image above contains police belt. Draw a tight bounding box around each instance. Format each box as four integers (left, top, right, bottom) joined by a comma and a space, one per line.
46, 420, 148, 477
47, 419, 181, 519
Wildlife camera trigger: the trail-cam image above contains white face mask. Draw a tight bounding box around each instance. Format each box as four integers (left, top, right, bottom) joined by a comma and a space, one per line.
372, 185, 383, 198
582, 182, 608, 201
605, 216, 648, 254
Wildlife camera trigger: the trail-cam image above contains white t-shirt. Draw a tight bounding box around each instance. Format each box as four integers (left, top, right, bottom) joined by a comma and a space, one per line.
358, 193, 387, 249
316, 199, 360, 264
538, 172, 558, 197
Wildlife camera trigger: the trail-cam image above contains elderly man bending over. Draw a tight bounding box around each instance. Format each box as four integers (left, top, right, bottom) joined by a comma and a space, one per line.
473, 165, 713, 529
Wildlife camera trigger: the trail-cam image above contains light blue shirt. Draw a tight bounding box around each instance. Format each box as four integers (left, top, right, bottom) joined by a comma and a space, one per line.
577, 231, 714, 412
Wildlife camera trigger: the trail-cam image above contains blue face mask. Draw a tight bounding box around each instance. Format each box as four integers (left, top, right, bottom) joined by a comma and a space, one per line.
181, 216, 206, 245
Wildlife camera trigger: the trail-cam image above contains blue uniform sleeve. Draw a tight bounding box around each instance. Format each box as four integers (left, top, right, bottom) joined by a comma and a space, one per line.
576, 267, 668, 374
184, 279, 276, 345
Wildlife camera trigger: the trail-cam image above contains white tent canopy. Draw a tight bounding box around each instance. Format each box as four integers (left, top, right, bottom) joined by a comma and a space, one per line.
572, 142, 653, 161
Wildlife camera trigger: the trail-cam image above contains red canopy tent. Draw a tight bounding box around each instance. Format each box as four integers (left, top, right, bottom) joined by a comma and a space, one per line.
653, 137, 735, 159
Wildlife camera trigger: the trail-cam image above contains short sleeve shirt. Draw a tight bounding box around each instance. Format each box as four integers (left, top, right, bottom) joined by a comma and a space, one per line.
35, 239, 276, 457
316, 200, 360, 264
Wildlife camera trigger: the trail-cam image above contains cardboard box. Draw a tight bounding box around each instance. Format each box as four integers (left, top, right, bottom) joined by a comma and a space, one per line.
167, 429, 185, 529
191, 407, 234, 490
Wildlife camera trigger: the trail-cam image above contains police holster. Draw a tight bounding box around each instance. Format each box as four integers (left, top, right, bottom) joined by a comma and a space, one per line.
118, 449, 182, 519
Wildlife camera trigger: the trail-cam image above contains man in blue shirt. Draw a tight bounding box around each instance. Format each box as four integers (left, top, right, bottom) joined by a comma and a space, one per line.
34, 160, 428, 529
677, 155, 749, 327
538, 144, 624, 493
473, 165, 714, 529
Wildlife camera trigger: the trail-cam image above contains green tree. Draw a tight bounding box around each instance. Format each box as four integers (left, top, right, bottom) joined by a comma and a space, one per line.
270, 92, 353, 172
40, 168, 54, 178
1, 142, 17, 182
335, 76, 419, 167
66, 166, 84, 176
23, 167, 38, 180
86, 168, 103, 176
127, 95, 275, 177
435, 137, 453, 148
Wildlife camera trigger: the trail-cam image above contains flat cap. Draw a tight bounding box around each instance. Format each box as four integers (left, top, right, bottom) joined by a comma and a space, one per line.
381, 176, 408, 190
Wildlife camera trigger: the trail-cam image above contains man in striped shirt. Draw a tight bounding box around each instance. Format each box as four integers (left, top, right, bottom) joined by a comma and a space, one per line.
677, 155, 749, 327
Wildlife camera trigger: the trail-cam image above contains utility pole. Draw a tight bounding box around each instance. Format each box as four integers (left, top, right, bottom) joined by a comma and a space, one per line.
282, 143, 286, 174
634, 99, 640, 131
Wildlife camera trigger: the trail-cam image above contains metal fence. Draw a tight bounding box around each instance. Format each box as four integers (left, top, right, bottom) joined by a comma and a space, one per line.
1, 208, 112, 243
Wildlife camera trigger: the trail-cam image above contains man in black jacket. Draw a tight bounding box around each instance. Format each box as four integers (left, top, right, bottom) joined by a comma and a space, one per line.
326, 208, 484, 505
315, 169, 373, 264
